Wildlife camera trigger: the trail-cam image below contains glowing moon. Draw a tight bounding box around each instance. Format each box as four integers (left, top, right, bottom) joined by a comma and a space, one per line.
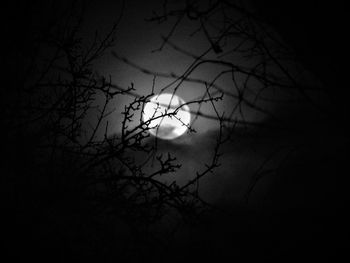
142, 93, 191, 140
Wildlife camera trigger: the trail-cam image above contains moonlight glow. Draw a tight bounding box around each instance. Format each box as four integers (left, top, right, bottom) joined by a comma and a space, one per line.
142, 93, 191, 140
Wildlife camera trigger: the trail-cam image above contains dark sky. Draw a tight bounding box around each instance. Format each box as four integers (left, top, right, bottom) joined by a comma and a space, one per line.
252, 0, 348, 121
3, 0, 349, 261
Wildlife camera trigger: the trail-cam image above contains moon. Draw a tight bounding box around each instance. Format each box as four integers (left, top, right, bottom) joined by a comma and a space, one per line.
142, 93, 191, 140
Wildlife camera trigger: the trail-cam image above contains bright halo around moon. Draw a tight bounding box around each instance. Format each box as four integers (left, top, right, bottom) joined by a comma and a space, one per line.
142, 93, 191, 140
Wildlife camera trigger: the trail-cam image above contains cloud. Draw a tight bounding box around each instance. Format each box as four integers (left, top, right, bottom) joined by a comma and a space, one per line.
133, 127, 280, 208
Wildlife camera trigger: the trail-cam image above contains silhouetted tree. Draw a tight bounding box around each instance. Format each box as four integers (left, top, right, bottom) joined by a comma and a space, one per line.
4, 0, 339, 261
3, 1, 227, 259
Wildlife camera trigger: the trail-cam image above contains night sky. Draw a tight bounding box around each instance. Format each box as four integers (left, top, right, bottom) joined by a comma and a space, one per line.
3, 0, 349, 261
